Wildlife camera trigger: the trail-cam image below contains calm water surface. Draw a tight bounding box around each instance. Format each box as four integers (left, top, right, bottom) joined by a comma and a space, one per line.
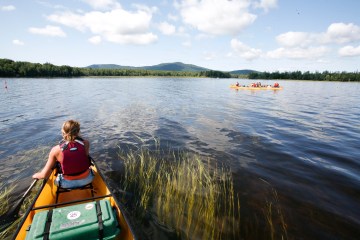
1, 77, 359, 239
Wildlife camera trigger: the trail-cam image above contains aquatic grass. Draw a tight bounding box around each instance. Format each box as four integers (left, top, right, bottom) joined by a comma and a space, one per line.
119, 141, 289, 239
118, 143, 241, 239
0, 176, 42, 238
0, 184, 16, 216
263, 186, 288, 240
0, 218, 21, 239
0, 182, 19, 238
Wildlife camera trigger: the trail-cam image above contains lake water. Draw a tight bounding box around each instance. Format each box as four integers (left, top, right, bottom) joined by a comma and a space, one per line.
1, 77, 359, 239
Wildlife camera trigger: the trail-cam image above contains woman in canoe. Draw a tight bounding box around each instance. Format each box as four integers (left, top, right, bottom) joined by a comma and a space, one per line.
32, 120, 94, 188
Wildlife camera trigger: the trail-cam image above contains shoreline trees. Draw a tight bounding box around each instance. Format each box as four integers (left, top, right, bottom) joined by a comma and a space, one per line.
0, 59, 232, 78
1, 58, 359, 81
248, 71, 360, 82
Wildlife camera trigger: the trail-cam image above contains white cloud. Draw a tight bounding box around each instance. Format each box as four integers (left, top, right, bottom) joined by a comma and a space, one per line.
88, 35, 102, 44
28, 25, 66, 37
168, 13, 178, 21
338, 45, 360, 57
176, 0, 257, 35
253, 0, 277, 12
276, 23, 360, 48
267, 46, 329, 59
158, 22, 176, 35
1, 5, 16, 11
81, 0, 121, 10
230, 39, 262, 60
132, 4, 158, 14
276, 32, 315, 48
47, 7, 158, 44
271, 22, 360, 60
177, 26, 187, 35
105, 33, 157, 45
324, 22, 360, 44
182, 40, 191, 47
12, 39, 24, 46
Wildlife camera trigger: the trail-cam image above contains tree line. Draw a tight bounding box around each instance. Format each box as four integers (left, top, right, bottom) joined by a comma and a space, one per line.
0, 59, 84, 77
248, 71, 360, 82
0, 59, 231, 78
1, 58, 359, 81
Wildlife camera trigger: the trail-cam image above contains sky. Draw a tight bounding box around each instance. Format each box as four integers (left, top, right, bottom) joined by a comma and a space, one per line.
1, 0, 360, 72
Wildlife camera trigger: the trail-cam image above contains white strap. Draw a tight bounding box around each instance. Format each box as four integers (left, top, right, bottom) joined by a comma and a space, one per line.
74, 139, 85, 145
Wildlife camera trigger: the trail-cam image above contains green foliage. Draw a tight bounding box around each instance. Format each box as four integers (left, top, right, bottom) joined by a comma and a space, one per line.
0, 59, 84, 78
248, 70, 360, 81
2, 58, 359, 81
199, 70, 232, 78
0, 59, 231, 78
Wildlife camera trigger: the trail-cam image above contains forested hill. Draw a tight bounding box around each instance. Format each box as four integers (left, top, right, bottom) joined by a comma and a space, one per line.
230, 69, 258, 75
86, 64, 136, 70
0, 59, 231, 78
87, 62, 209, 72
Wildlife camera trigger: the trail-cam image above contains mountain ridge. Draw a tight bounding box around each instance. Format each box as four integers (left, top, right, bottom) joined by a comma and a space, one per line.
86, 62, 256, 74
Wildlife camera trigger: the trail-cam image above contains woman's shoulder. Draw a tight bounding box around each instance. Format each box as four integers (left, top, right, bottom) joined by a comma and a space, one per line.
80, 138, 90, 147
50, 144, 61, 155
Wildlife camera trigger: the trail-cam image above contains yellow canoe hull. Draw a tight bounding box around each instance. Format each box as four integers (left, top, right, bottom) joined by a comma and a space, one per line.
230, 84, 283, 90
14, 163, 136, 240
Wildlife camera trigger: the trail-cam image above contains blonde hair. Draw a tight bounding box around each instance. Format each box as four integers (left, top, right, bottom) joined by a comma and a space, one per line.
62, 120, 81, 141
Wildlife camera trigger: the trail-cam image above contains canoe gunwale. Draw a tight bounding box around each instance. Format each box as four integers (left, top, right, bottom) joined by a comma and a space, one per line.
12, 159, 138, 240
91, 160, 139, 240
12, 177, 48, 239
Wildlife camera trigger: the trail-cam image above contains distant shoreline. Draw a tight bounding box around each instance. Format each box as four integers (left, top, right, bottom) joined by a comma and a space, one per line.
1, 58, 359, 81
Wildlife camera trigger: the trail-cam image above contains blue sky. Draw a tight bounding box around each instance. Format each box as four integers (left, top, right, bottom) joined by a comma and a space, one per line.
1, 0, 360, 72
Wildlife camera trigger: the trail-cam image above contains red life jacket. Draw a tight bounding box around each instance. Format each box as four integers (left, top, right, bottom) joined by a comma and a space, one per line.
59, 139, 90, 176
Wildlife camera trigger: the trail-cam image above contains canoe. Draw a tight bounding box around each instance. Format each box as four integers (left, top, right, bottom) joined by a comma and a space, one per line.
13, 160, 136, 240
230, 84, 283, 90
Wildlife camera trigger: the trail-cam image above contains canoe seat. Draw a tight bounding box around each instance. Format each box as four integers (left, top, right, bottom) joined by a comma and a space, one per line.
55, 183, 94, 203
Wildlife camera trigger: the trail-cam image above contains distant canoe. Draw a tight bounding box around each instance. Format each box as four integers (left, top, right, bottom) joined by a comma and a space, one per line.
230, 84, 283, 90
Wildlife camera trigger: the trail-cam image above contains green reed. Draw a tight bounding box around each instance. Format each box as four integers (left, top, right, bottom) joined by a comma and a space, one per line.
0, 181, 42, 239
0, 147, 47, 238
0, 183, 16, 217
119, 143, 241, 239
0, 183, 18, 238
263, 188, 288, 240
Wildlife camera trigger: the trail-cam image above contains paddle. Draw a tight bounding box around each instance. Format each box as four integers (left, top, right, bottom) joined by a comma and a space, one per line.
0, 179, 38, 231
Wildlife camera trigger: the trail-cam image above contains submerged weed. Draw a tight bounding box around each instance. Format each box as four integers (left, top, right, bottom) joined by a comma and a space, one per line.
119, 144, 241, 239
0, 178, 41, 238
0, 184, 16, 216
